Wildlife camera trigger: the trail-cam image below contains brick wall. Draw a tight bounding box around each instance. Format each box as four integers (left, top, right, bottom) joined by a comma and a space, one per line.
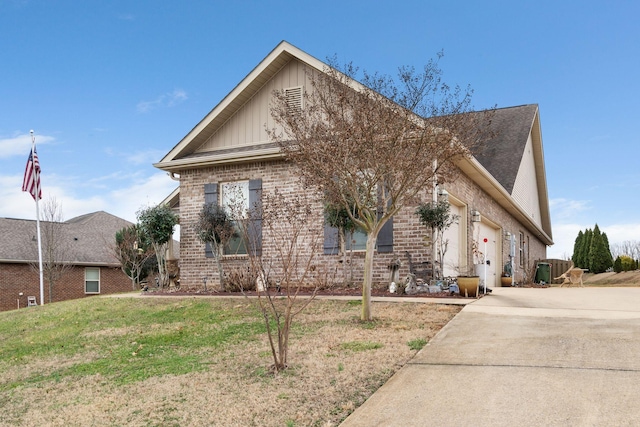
0, 263, 133, 312
445, 170, 547, 283
177, 159, 547, 289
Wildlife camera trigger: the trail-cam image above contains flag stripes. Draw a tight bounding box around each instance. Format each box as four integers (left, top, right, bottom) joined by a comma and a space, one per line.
22, 148, 42, 200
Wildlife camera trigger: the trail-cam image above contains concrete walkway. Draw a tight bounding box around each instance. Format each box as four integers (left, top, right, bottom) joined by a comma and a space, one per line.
340, 287, 640, 426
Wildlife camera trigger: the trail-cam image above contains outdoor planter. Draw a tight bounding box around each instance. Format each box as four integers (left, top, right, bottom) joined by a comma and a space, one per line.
501, 276, 513, 287
457, 276, 479, 298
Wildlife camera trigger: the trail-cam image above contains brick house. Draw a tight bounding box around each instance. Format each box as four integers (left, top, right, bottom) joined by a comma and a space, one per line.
154, 41, 553, 289
0, 211, 134, 311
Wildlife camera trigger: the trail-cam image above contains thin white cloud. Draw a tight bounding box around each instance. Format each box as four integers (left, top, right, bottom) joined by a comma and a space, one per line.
0, 132, 55, 159
547, 222, 584, 260
107, 173, 178, 222
102, 147, 166, 166
549, 197, 590, 222
124, 149, 166, 165
0, 171, 176, 225
167, 89, 187, 106
601, 224, 640, 248
547, 197, 596, 259
137, 89, 188, 113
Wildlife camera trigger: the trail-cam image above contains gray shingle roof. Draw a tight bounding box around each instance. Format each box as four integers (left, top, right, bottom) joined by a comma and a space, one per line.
474, 104, 538, 194
0, 211, 133, 265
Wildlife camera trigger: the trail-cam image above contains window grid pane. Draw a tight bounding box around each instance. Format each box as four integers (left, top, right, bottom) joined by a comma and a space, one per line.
85, 268, 100, 293
346, 229, 368, 251
221, 181, 249, 255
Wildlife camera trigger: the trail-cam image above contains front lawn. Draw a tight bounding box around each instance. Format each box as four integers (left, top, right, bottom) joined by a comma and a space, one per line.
0, 295, 460, 426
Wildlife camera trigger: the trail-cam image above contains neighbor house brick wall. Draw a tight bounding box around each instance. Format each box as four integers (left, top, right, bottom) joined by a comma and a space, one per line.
0, 263, 132, 312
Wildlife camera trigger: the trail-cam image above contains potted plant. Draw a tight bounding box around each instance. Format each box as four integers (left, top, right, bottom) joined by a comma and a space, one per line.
501, 262, 513, 287
453, 260, 480, 298
451, 239, 483, 298
456, 274, 479, 297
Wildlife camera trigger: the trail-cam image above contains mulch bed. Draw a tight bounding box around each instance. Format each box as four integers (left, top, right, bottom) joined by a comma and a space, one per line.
142, 282, 549, 299
142, 286, 468, 299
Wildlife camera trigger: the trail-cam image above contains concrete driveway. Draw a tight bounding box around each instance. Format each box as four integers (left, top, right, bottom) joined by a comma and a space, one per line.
340, 287, 640, 426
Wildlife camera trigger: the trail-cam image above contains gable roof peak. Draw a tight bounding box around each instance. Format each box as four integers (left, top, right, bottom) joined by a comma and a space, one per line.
154, 41, 331, 170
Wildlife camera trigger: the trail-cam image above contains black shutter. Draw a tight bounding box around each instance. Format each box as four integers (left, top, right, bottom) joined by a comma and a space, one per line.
247, 179, 262, 256
203, 183, 218, 258
377, 217, 393, 253
376, 181, 394, 253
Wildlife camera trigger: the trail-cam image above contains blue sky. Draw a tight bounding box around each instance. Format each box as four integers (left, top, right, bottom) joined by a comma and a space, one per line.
1, 0, 639, 259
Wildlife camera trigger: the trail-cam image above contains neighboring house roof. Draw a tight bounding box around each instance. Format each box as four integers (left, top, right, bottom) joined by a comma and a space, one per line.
154, 40, 553, 245
0, 211, 132, 266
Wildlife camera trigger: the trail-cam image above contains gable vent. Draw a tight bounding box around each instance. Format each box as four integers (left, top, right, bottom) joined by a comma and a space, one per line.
284, 86, 303, 113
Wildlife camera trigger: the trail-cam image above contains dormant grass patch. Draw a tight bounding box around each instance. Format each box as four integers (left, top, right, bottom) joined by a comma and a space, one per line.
0, 295, 460, 426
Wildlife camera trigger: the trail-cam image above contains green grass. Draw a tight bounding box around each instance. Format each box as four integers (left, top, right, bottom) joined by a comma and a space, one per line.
407, 338, 427, 351
0, 297, 266, 389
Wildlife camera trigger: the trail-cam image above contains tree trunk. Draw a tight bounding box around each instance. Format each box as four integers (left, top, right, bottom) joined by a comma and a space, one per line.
154, 242, 168, 288
215, 243, 225, 291
361, 233, 377, 321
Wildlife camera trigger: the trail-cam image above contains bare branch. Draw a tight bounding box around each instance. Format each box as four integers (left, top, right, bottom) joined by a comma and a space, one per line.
268, 55, 495, 320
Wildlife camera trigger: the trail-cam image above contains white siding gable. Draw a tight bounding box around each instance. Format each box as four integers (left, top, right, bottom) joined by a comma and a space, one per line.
511, 133, 542, 228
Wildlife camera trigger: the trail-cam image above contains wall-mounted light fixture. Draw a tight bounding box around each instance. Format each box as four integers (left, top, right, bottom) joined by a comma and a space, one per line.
504, 231, 512, 240
471, 210, 481, 222
437, 186, 449, 203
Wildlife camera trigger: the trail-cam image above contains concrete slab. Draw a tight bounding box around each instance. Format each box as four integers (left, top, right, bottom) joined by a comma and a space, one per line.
341, 287, 640, 426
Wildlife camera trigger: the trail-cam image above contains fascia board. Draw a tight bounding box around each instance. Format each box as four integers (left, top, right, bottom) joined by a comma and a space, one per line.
154, 146, 283, 172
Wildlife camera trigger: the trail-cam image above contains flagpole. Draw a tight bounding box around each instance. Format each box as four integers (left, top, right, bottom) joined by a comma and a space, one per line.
31, 130, 45, 306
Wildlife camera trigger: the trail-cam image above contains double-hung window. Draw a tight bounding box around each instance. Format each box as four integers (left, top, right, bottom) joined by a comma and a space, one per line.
519, 232, 526, 267
221, 181, 249, 255
345, 228, 368, 251
85, 267, 100, 294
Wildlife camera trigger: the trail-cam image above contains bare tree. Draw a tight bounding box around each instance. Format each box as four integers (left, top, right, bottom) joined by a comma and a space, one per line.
30, 197, 74, 303
611, 240, 640, 261
268, 55, 494, 320
240, 189, 330, 372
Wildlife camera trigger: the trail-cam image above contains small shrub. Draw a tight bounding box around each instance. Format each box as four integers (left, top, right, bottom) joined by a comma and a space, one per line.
225, 268, 256, 292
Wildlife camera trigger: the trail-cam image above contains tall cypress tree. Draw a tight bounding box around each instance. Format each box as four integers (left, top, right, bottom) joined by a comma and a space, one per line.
589, 224, 613, 273
572, 231, 584, 266
579, 228, 593, 269
574, 229, 587, 268
601, 231, 614, 271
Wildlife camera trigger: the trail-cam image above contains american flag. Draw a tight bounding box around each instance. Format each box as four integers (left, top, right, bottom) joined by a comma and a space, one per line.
22, 148, 42, 201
